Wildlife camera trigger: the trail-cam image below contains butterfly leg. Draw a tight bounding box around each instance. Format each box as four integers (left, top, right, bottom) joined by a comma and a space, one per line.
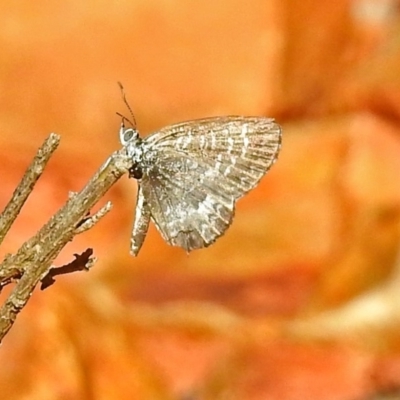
130, 184, 151, 256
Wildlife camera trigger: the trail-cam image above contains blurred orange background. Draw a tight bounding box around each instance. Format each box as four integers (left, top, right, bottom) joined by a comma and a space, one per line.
2, 1, 400, 399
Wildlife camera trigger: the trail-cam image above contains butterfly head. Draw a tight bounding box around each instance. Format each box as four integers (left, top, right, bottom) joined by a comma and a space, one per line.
119, 121, 144, 179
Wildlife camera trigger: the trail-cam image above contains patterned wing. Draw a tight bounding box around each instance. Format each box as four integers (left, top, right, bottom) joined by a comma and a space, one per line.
141, 116, 281, 252
140, 152, 235, 251
145, 116, 281, 199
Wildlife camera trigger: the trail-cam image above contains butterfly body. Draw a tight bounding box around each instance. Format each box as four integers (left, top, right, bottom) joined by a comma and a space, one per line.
120, 116, 282, 256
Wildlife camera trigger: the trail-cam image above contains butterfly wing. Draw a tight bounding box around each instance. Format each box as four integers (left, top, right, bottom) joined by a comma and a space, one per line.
140, 116, 281, 252
139, 152, 235, 251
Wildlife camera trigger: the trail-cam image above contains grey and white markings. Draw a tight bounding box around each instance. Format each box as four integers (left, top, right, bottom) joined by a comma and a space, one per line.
120, 116, 282, 256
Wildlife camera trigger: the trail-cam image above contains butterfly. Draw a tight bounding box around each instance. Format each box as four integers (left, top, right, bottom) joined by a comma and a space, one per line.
118, 88, 282, 256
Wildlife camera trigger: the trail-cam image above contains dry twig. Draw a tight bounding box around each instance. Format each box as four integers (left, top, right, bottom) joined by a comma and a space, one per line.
0, 133, 131, 342
40, 248, 95, 290
0, 133, 60, 245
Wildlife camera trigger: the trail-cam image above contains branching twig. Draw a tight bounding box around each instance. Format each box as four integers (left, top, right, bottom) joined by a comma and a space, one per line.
40, 248, 95, 290
0, 134, 132, 342
74, 201, 113, 234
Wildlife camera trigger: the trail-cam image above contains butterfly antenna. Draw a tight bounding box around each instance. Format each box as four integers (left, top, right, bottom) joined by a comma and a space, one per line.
117, 82, 137, 128
116, 112, 129, 128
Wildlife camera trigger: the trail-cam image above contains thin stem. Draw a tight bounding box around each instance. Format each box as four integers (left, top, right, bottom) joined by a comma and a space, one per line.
0, 133, 60, 245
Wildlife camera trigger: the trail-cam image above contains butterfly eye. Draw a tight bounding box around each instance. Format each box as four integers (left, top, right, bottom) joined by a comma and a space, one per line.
120, 128, 139, 145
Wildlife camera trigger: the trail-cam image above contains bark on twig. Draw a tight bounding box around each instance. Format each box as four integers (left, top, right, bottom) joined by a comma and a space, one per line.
0, 133, 60, 245
0, 134, 132, 342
